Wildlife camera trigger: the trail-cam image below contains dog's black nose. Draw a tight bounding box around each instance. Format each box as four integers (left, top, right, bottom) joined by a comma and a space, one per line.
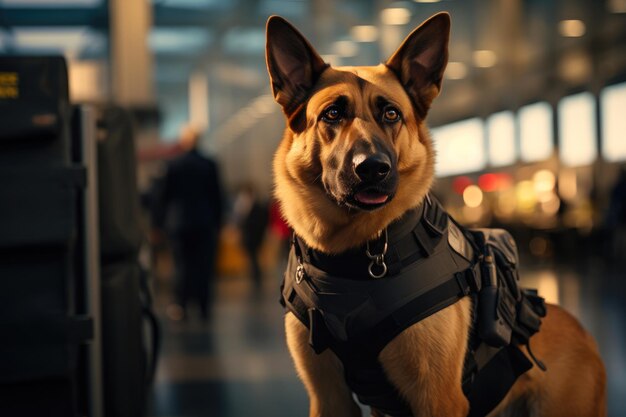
353, 153, 391, 183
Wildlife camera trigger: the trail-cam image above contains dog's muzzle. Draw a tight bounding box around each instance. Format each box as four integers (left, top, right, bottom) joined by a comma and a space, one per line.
349, 152, 396, 209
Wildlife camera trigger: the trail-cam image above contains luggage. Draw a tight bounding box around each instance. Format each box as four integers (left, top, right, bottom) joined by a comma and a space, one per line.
96, 105, 158, 417
0, 56, 92, 416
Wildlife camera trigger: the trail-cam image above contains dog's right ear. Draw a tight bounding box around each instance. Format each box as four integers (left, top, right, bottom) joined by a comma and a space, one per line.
265, 16, 328, 131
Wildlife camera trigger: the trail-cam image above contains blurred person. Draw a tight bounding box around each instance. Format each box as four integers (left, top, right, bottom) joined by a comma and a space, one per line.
152, 125, 223, 321
233, 183, 269, 294
269, 198, 291, 260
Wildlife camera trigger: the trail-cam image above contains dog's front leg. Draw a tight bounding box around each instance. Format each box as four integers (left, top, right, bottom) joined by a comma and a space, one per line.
379, 298, 472, 417
285, 312, 362, 417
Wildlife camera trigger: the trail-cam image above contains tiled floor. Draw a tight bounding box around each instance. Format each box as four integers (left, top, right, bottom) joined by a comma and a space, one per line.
148, 257, 626, 417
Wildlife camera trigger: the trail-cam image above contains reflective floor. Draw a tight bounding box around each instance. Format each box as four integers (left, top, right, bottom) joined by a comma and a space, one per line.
148, 257, 626, 417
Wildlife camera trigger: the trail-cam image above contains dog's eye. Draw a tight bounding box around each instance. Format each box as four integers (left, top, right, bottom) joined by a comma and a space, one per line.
383, 107, 401, 123
322, 105, 342, 123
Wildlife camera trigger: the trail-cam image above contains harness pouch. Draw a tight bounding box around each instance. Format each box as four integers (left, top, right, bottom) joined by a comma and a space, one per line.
470, 229, 521, 347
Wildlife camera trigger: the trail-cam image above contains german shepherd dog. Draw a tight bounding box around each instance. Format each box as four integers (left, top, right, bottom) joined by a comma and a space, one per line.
265, 13, 606, 417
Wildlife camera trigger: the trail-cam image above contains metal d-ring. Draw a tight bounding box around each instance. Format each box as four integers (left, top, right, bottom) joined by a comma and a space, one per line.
295, 257, 305, 284
366, 229, 388, 279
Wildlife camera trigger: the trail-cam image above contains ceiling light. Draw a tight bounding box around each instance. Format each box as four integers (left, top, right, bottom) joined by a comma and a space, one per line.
414, 0, 441, 3
381, 8, 412, 25
350, 25, 379, 42
445, 62, 467, 79
558, 20, 586, 37
333, 40, 359, 58
472, 50, 497, 68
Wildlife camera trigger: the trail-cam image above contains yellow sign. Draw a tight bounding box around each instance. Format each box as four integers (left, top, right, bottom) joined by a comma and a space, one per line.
0, 72, 19, 99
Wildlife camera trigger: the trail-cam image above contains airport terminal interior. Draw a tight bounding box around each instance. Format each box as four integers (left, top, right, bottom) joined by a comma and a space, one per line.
1, 0, 626, 416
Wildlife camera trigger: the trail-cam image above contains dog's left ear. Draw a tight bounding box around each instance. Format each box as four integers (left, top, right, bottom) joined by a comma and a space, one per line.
386, 12, 450, 117
266, 16, 328, 131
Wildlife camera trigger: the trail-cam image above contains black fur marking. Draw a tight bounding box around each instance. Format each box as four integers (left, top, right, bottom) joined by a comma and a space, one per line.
327, 156, 339, 170
324, 125, 337, 141
356, 76, 367, 92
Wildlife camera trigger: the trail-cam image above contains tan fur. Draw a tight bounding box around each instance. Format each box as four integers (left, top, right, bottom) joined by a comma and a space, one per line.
267, 13, 606, 417
273, 66, 435, 254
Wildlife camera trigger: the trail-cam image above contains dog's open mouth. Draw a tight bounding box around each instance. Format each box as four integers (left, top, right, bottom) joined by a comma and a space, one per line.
349, 189, 393, 210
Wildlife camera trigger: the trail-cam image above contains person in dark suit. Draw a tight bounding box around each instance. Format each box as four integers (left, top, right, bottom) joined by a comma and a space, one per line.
153, 126, 223, 321
234, 184, 269, 294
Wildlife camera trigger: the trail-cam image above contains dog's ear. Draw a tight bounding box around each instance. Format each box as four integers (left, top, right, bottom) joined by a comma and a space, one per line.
386, 12, 450, 117
266, 16, 328, 131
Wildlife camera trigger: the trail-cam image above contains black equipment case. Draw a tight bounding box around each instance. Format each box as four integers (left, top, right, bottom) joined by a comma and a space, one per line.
0, 57, 93, 416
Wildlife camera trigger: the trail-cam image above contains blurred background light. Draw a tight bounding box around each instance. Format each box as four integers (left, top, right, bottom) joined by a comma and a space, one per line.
472, 50, 497, 68
608, 0, 626, 13
487, 111, 516, 167
601, 82, 626, 162
445, 62, 468, 80
452, 176, 473, 195
557, 168, 578, 201
519, 101, 554, 162
333, 40, 359, 58
559, 19, 586, 37
350, 25, 379, 42
478, 173, 513, 192
533, 169, 556, 203
558, 92, 597, 167
432, 118, 486, 177
381, 7, 412, 25
463, 185, 483, 207
558, 51, 592, 83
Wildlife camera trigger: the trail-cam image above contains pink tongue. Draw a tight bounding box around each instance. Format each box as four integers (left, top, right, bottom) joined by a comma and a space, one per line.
355, 191, 389, 205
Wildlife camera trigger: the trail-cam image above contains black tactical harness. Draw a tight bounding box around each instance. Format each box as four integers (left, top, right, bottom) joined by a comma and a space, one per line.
280, 195, 547, 417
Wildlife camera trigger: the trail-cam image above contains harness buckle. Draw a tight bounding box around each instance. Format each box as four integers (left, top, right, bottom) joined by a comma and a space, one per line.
295, 257, 305, 284
366, 229, 388, 279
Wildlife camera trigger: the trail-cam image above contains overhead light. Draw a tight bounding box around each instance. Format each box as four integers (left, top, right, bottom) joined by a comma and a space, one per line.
414, 0, 441, 3
333, 40, 359, 58
350, 25, 379, 42
445, 62, 467, 79
381, 8, 412, 25
472, 50, 497, 68
608, 0, 626, 13
558, 20, 586, 37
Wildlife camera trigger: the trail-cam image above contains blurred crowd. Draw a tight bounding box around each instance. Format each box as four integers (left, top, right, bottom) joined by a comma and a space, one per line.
143, 126, 291, 322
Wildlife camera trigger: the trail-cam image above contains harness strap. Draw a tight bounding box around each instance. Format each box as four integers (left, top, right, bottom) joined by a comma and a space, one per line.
465, 345, 532, 417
